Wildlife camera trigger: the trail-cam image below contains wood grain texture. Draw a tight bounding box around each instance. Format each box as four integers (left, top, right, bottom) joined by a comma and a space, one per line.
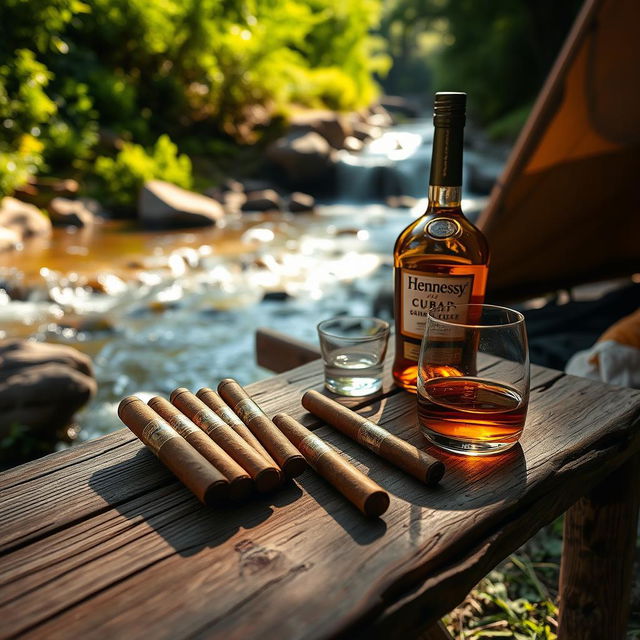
0, 354, 639, 640
558, 454, 640, 640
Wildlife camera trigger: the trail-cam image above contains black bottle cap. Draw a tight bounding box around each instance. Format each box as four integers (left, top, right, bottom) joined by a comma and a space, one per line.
433, 92, 466, 127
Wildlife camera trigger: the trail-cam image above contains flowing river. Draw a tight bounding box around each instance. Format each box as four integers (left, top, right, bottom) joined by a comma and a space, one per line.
3, 118, 499, 442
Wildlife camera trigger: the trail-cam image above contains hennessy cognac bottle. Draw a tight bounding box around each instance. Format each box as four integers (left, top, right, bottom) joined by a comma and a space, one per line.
392, 92, 490, 392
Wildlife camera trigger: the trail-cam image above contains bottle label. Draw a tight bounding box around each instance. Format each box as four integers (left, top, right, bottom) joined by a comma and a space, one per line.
166, 412, 200, 438
192, 409, 228, 436
400, 268, 473, 340
141, 419, 179, 455
356, 420, 388, 453
234, 398, 264, 424
426, 218, 461, 239
216, 403, 244, 427
297, 434, 332, 467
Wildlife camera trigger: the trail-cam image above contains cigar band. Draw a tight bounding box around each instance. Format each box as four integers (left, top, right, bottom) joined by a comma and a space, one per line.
216, 404, 244, 427
192, 409, 228, 436
357, 420, 388, 454
234, 398, 264, 423
297, 434, 332, 466
142, 419, 179, 455
166, 412, 200, 438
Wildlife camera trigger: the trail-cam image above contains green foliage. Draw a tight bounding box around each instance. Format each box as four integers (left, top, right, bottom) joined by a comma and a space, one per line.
0, 49, 55, 194
0, 0, 387, 198
380, 0, 582, 133
93, 135, 192, 210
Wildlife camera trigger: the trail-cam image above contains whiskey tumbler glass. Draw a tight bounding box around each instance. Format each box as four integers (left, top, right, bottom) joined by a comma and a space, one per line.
317, 316, 390, 396
417, 304, 529, 455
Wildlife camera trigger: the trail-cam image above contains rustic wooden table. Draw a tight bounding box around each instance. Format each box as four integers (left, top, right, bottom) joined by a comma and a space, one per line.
1, 354, 639, 640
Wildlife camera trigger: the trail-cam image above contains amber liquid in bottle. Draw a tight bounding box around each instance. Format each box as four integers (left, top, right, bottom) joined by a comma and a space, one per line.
392, 92, 489, 392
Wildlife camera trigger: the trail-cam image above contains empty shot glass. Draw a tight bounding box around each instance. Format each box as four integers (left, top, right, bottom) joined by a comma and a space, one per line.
317, 316, 390, 396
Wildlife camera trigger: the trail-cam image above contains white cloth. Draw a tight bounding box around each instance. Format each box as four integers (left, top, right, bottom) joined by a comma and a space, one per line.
566, 339, 640, 388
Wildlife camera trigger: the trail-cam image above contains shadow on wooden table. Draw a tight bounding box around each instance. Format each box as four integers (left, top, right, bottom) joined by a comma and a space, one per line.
341, 394, 528, 511
294, 470, 388, 545
88, 447, 304, 558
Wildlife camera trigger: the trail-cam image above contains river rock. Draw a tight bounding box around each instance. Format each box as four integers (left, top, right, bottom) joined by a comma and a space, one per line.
0, 227, 21, 252
0, 340, 96, 438
0, 197, 52, 241
288, 192, 316, 213
351, 122, 383, 142
241, 189, 281, 212
367, 104, 394, 128
138, 180, 225, 229
48, 197, 95, 228
290, 112, 352, 149
205, 187, 247, 214
266, 132, 335, 184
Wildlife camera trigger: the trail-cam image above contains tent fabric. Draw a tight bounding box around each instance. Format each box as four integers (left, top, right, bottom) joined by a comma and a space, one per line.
478, 0, 640, 300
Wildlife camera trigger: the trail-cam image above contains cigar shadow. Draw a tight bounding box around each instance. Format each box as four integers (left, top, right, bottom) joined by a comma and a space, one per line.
350, 392, 527, 510
294, 470, 387, 545
313, 392, 528, 512
89, 448, 283, 558
374, 443, 527, 512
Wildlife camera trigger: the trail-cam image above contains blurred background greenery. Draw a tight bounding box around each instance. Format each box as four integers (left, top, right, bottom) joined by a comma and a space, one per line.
0, 0, 581, 208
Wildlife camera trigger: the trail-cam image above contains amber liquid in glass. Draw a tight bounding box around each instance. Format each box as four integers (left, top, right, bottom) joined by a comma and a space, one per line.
417, 377, 526, 450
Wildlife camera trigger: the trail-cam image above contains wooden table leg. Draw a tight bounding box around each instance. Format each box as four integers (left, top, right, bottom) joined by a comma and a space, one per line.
558, 454, 640, 639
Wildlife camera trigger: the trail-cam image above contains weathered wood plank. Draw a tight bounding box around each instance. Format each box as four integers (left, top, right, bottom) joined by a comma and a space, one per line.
0, 355, 399, 553
255, 327, 320, 373
0, 362, 638, 640
558, 454, 640, 640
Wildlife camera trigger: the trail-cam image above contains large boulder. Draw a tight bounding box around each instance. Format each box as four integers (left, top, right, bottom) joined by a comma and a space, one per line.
266, 132, 335, 185
0, 340, 96, 438
48, 197, 96, 228
138, 180, 225, 229
0, 197, 52, 241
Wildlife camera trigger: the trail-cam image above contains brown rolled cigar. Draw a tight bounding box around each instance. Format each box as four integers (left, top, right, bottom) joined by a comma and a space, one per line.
118, 396, 228, 505
272, 413, 389, 517
196, 387, 276, 465
218, 378, 307, 478
148, 396, 252, 501
302, 390, 445, 486
170, 388, 281, 493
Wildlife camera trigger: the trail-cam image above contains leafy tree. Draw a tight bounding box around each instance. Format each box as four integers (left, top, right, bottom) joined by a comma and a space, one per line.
0, 0, 389, 199
380, 0, 582, 137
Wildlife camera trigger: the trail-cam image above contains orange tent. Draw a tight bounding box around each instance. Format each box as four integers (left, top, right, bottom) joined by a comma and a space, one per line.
478, 0, 640, 300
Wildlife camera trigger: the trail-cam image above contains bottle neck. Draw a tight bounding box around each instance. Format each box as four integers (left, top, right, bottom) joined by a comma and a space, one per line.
428, 119, 464, 209
428, 185, 461, 208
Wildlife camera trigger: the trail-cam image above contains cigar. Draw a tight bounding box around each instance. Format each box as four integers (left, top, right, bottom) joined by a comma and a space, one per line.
148, 396, 252, 501
272, 413, 389, 518
302, 390, 445, 486
170, 388, 281, 493
218, 379, 307, 478
195, 388, 277, 466
118, 396, 228, 505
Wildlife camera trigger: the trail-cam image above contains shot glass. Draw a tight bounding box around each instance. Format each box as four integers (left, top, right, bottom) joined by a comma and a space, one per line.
417, 304, 529, 456
317, 316, 390, 396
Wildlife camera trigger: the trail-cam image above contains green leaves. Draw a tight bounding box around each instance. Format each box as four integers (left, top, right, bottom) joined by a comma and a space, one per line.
0, 0, 386, 197
93, 134, 192, 210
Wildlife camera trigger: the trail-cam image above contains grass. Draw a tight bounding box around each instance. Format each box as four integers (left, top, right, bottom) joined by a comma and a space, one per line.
443, 517, 640, 639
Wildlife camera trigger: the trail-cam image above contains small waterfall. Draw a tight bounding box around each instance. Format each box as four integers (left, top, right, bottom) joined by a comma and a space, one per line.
334, 118, 505, 202
335, 120, 433, 201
